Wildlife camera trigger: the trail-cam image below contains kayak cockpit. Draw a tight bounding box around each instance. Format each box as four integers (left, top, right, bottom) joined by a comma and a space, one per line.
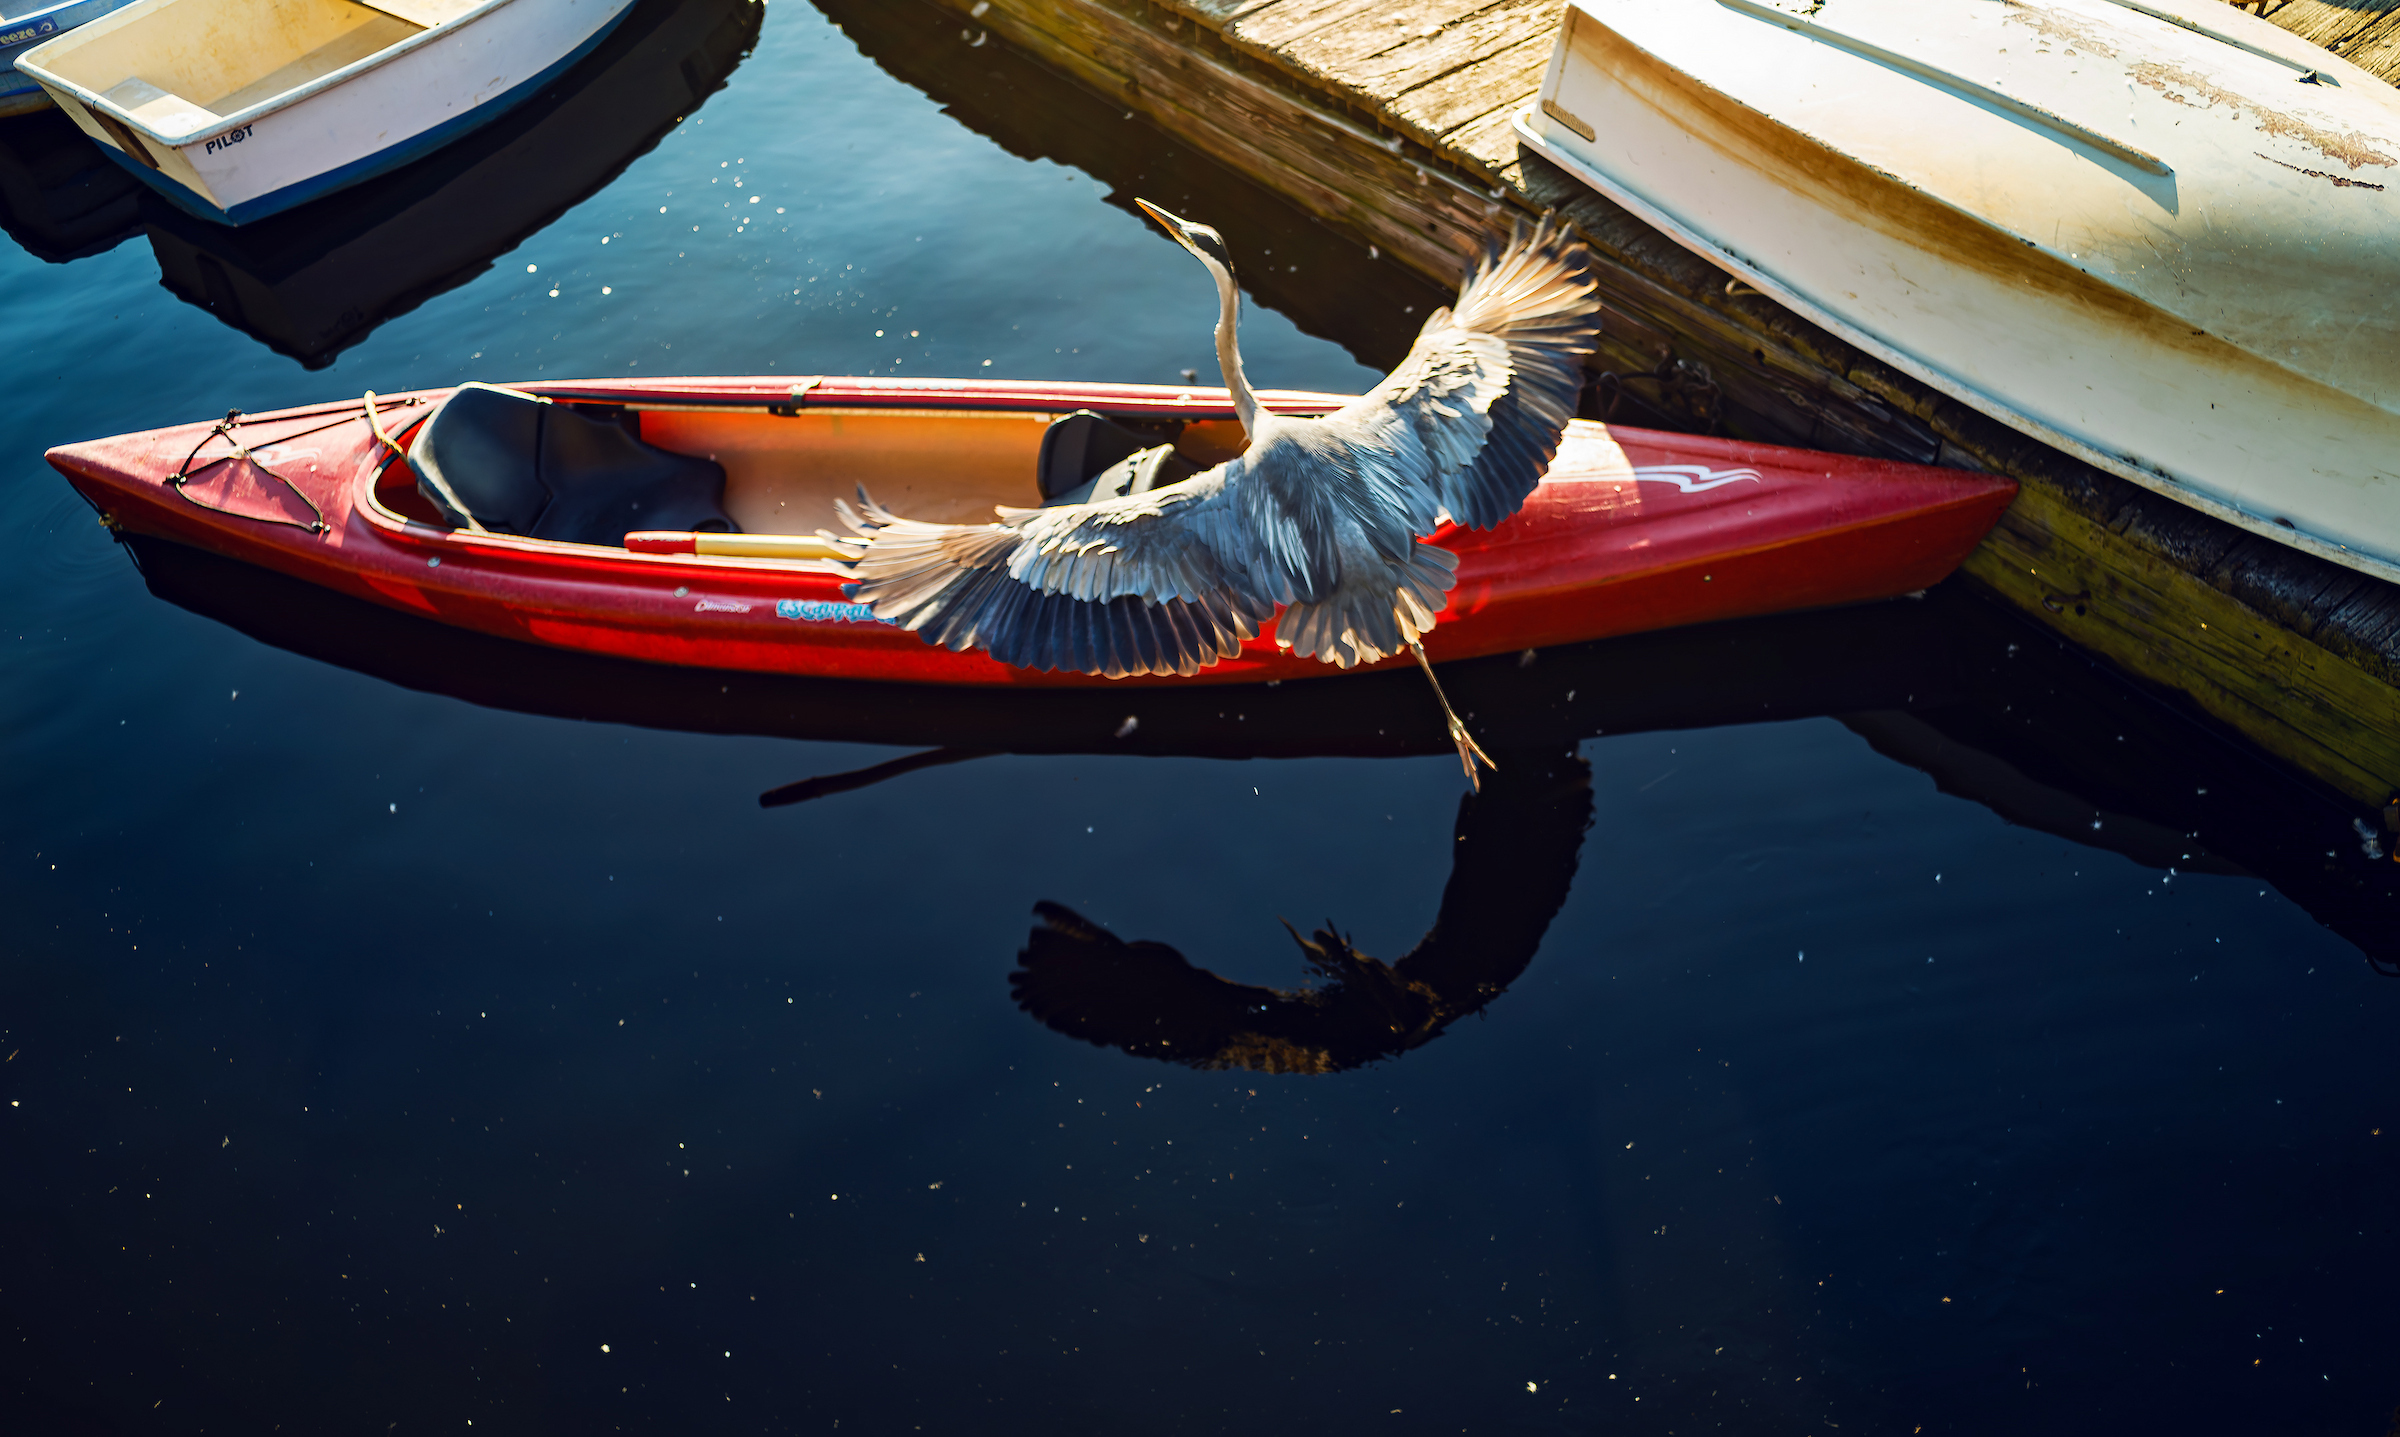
362, 387, 1252, 557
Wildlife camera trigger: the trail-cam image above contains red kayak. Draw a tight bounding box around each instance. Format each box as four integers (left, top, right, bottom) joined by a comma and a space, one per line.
44, 375, 2014, 685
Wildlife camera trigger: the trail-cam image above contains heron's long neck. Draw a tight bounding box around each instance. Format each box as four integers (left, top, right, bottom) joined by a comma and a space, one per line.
1207, 260, 1259, 435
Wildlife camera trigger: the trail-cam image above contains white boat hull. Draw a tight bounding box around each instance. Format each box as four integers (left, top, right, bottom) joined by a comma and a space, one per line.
1518, 0, 2400, 582
22, 0, 633, 223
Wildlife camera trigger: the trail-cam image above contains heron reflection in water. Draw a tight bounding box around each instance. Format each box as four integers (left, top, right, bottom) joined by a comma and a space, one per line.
839, 205, 1602, 787
1009, 752, 1593, 1074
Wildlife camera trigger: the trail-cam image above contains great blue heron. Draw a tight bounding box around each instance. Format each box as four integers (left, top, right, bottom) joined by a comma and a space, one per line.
838, 201, 1603, 785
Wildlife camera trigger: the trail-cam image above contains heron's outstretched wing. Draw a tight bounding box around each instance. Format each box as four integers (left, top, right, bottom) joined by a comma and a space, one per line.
841, 214, 1597, 679
1334, 211, 1603, 531
837, 470, 1279, 679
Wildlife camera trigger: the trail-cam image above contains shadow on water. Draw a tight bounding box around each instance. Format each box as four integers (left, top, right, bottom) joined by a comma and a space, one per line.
126, 532, 2400, 1016
0, 0, 761, 365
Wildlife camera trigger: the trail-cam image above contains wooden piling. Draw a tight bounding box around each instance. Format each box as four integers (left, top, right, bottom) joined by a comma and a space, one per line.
920, 0, 2400, 803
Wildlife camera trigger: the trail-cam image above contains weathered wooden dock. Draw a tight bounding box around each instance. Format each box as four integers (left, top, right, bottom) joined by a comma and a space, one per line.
913, 0, 2400, 804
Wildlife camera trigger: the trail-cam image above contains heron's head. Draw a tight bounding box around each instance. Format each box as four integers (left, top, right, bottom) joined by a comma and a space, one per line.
1136, 198, 1235, 279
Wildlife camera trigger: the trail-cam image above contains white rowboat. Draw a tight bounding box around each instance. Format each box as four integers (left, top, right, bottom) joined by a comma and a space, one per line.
1517, 0, 2400, 582
17, 0, 634, 224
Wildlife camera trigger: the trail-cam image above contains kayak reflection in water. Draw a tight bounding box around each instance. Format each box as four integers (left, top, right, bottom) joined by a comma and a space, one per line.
1010, 752, 1593, 1074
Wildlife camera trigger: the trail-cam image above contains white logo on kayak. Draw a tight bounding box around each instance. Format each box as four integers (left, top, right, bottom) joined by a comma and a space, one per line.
1630, 465, 1762, 492
694, 597, 753, 613
1549, 464, 1764, 492
252, 445, 320, 466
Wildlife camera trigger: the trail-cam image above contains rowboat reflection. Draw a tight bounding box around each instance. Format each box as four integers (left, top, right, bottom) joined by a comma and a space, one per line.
142, 0, 755, 363
0, 104, 143, 260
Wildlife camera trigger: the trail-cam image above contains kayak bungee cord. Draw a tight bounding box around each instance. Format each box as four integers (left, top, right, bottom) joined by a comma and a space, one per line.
167, 408, 335, 535
163, 396, 433, 536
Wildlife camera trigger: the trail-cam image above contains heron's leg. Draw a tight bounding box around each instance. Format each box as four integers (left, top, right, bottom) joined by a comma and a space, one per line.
1406, 636, 1495, 792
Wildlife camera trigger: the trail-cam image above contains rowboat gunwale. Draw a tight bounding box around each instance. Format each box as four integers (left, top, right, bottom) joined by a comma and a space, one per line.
18, 0, 519, 145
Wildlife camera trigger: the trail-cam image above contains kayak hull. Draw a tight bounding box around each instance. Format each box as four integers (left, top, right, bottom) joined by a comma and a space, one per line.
44, 376, 2016, 686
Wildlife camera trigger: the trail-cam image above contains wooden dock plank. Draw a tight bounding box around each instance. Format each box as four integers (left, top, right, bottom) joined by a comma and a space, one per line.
1223, 0, 1380, 52
2238, 1, 2400, 83
1441, 64, 1554, 170
1168, 0, 1277, 25
1274, 0, 1502, 79
1389, 30, 1552, 136
924, 0, 2400, 803
1305, 0, 1556, 102
982, 0, 1512, 262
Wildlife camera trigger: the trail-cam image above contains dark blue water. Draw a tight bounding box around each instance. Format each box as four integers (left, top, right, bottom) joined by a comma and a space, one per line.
5, 2, 2398, 1432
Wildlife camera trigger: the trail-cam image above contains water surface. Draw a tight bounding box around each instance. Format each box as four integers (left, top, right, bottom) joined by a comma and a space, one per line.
3, 2, 2397, 1432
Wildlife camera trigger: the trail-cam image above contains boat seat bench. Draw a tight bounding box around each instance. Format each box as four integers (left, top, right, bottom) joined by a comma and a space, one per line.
1036, 409, 1198, 507
409, 383, 738, 546
361, 0, 483, 26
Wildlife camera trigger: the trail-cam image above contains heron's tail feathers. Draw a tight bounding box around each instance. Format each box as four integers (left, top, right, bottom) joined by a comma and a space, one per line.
1273, 541, 1455, 668
840, 485, 1264, 680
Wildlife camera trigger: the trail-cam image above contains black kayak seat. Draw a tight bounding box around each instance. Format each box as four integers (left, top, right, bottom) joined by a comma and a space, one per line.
1044, 443, 1202, 509
1036, 408, 1198, 508
409, 382, 738, 545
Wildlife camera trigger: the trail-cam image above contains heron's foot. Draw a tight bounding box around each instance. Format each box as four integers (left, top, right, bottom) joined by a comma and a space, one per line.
1405, 634, 1496, 793
1446, 713, 1496, 793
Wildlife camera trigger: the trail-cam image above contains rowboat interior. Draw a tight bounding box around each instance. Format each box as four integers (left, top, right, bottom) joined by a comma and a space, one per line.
37, 0, 485, 135
366, 395, 1255, 549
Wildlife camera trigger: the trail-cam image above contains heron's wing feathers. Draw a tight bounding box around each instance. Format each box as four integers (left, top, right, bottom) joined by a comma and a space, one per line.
837, 473, 1272, 679
836, 214, 1597, 680
1337, 211, 1602, 530
1271, 531, 1456, 669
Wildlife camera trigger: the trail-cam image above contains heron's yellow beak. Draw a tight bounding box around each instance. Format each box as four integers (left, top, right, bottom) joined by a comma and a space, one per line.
1135, 198, 1199, 255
